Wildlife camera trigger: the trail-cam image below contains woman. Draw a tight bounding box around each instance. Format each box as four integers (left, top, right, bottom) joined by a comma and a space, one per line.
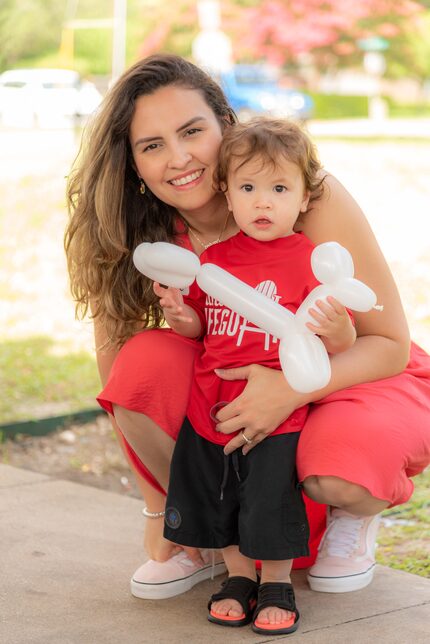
65, 54, 430, 600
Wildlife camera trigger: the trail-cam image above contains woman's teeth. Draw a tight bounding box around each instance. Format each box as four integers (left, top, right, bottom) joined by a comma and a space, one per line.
170, 170, 203, 186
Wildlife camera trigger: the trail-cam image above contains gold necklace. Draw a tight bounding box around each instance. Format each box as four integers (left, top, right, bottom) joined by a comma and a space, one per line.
187, 211, 231, 250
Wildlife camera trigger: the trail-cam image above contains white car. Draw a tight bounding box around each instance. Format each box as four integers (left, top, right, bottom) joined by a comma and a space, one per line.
0, 68, 103, 127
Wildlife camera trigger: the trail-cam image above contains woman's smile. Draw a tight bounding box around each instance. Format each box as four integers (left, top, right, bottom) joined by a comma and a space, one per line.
168, 169, 205, 189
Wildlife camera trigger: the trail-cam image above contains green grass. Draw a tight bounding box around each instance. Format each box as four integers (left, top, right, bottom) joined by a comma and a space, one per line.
0, 336, 100, 423
377, 467, 430, 578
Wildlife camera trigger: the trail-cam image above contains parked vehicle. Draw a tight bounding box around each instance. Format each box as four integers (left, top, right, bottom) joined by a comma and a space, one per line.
216, 64, 313, 122
0, 68, 103, 127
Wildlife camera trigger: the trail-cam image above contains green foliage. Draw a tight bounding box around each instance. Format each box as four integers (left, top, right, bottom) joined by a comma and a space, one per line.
310, 93, 369, 119
310, 93, 430, 119
1, 1, 430, 84
0, 0, 66, 70
74, 28, 112, 76
384, 96, 430, 117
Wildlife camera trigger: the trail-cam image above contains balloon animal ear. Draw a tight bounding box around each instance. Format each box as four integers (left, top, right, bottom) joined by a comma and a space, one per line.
311, 242, 354, 283
133, 241, 201, 289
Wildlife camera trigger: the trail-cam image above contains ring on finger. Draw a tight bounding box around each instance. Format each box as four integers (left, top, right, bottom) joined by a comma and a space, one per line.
241, 431, 253, 445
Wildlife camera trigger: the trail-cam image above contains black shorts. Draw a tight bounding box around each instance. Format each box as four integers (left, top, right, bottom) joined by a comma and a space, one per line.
163, 418, 309, 561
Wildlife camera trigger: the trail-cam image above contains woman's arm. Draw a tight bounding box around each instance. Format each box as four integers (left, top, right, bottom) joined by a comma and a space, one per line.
296, 173, 410, 370
93, 313, 119, 387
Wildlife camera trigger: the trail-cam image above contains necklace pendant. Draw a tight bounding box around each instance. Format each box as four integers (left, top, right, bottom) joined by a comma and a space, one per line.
203, 240, 218, 249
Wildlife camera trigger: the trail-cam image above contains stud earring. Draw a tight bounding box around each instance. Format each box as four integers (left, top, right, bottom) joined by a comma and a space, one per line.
139, 179, 146, 195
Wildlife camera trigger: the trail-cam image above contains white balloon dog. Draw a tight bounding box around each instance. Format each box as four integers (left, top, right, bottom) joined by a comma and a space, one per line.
133, 241, 381, 393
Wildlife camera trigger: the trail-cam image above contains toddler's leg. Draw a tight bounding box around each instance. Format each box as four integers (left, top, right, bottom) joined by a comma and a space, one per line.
210, 546, 256, 618
256, 560, 294, 626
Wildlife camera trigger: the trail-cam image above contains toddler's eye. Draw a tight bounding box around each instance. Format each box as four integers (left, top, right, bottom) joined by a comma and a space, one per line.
274, 185, 287, 193
240, 184, 253, 192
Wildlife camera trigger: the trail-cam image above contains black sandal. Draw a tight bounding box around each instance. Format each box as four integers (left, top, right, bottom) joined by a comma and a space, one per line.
252, 582, 300, 635
208, 576, 259, 627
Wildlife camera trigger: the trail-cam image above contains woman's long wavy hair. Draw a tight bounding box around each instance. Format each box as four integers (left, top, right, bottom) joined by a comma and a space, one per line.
65, 54, 236, 349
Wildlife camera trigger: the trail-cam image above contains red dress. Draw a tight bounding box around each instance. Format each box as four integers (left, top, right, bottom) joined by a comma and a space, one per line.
97, 232, 430, 568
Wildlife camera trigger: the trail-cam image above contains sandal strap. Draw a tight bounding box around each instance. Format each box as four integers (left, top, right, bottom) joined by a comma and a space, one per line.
208, 576, 258, 613
255, 582, 298, 616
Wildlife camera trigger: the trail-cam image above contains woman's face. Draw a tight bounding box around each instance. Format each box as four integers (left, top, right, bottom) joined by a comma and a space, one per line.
129, 85, 224, 217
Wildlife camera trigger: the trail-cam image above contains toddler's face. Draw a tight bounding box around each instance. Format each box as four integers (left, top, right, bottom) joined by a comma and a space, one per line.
225, 155, 310, 241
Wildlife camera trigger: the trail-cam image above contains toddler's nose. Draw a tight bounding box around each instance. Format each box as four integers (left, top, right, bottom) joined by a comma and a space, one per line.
255, 197, 272, 209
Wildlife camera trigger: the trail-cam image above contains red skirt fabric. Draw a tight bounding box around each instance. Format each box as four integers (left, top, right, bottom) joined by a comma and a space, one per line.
98, 330, 430, 566
297, 341, 430, 507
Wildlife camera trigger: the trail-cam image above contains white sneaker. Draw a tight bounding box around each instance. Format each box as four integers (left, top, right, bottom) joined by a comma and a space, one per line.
131, 549, 226, 600
307, 508, 380, 593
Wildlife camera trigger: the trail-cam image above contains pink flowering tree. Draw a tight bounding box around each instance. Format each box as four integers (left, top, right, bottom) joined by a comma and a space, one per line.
225, 0, 426, 76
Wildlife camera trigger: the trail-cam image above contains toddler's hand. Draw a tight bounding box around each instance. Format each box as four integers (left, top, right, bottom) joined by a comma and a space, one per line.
153, 282, 194, 323
306, 296, 355, 351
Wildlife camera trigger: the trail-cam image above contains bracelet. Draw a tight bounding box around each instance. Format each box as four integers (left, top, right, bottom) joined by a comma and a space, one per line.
142, 506, 165, 519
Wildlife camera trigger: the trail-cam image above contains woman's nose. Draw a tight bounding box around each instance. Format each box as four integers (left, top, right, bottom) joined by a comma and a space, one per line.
167, 143, 192, 169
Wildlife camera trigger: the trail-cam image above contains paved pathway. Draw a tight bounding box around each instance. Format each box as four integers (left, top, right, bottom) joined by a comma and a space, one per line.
1, 464, 429, 644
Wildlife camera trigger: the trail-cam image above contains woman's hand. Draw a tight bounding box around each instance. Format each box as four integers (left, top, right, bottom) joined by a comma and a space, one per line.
214, 364, 308, 455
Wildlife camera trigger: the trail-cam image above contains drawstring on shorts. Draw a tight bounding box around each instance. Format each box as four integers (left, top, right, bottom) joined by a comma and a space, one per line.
220, 450, 241, 500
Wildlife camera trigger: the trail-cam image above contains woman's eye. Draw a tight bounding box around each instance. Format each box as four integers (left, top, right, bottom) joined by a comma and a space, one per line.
142, 142, 160, 152
274, 185, 287, 193
240, 184, 253, 192
185, 128, 201, 136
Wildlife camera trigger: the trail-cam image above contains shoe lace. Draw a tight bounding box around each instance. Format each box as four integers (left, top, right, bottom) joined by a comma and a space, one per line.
172, 551, 196, 568
322, 515, 365, 557
172, 549, 216, 578
211, 549, 215, 580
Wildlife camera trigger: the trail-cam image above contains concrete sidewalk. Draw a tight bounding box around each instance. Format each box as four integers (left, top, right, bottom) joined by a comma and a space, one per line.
1, 464, 429, 644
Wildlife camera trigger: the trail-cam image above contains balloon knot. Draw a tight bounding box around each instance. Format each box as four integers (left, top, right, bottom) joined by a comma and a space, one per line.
373, 304, 384, 311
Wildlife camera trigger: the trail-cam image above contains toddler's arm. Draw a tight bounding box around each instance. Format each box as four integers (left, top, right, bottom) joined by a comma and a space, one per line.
306, 296, 356, 354
153, 282, 202, 338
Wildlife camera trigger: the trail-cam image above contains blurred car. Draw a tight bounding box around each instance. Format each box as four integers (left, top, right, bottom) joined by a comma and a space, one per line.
216, 64, 314, 122
0, 68, 103, 127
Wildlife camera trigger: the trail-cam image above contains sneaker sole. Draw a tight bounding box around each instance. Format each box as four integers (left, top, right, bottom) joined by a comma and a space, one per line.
131, 561, 227, 600
307, 564, 376, 593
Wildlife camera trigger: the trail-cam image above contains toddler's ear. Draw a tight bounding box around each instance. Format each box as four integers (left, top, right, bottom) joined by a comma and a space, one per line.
225, 190, 233, 212
300, 190, 311, 213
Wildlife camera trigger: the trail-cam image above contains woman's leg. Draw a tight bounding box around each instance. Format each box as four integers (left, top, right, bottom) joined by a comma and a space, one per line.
303, 475, 389, 515
113, 407, 174, 494
113, 407, 183, 563
297, 347, 430, 592
97, 330, 227, 597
